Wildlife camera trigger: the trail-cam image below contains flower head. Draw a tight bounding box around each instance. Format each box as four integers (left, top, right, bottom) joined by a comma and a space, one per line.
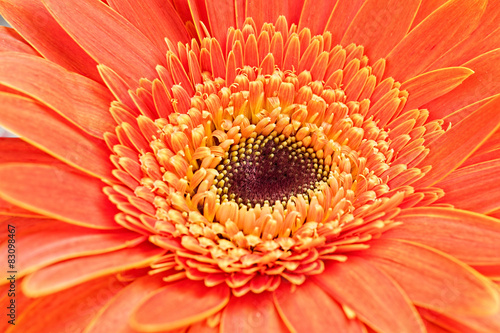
1, 0, 500, 332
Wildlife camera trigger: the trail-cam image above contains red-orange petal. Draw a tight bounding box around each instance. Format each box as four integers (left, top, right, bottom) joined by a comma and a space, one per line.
324, 0, 365, 44
416, 96, 500, 187
13, 276, 127, 333
22, 243, 163, 297
246, 0, 287, 33
400, 67, 474, 111
131, 279, 229, 331
86, 274, 165, 333
434, 160, 500, 213
385, 0, 487, 81
298, 0, 337, 37
43, 0, 166, 88
313, 256, 425, 333
0, 26, 39, 55
221, 292, 288, 333
341, 0, 420, 60
383, 207, 500, 264
0, 53, 115, 138
274, 280, 365, 333
0, 163, 119, 229
205, 0, 235, 54
363, 239, 499, 316
0, 0, 102, 82
0, 93, 114, 179
0, 217, 143, 281
107, 0, 190, 53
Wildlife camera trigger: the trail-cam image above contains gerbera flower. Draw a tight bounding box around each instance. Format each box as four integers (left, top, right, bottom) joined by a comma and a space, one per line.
1, 0, 500, 331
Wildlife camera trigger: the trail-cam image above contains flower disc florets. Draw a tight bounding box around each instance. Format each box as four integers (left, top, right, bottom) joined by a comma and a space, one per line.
106, 16, 445, 296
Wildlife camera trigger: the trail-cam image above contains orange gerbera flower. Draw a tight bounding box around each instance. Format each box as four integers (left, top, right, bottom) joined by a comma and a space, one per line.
1, 0, 500, 332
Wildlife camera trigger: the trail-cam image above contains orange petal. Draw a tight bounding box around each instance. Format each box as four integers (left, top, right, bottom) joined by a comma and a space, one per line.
131, 279, 229, 331
324, 0, 365, 45
298, 0, 337, 37
0, 0, 102, 82
22, 243, 163, 297
43, 0, 166, 88
246, 0, 287, 32
313, 257, 425, 333
0, 93, 114, 179
85, 274, 165, 333
415, 96, 500, 187
274, 280, 366, 333
461, 147, 500, 168
0, 217, 143, 280
0, 138, 62, 165
221, 292, 288, 333
0, 163, 119, 229
0, 197, 42, 218
383, 207, 500, 264
0, 26, 39, 55
434, 160, 500, 213
364, 239, 499, 316
107, 0, 190, 53
410, 0, 447, 29
385, 0, 487, 81
205, 0, 235, 54
423, 49, 500, 120
0, 53, 115, 138
341, 0, 420, 60
400, 67, 474, 111
13, 275, 127, 333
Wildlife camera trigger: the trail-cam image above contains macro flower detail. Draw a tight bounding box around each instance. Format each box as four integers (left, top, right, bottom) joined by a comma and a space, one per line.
0, 0, 500, 332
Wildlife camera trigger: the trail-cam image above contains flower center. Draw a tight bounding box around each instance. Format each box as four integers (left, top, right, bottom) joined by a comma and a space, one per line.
213, 132, 328, 208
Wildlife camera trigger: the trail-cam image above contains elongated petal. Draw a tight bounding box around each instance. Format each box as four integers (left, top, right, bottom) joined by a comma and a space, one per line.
0, 138, 62, 165
423, 49, 500, 120
86, 274, 165, 333
246, 0, 287, 32
298, 0, 338, 37
0, 163, 118, 229
108, 0, 190, 52
0, 26, 39, 55
324, 0, 365, 44
13, 276, 127, 333
434, 160, 500, 213
131, 279, 229, 331
0, 197, 41, 217
205, 0, 235, 54
22, 243, 163, 297
385, 0, 486, 81
341, 0, 420, 60
274, 280, 365, 333
401, 67, 474, 111
0, 53, 115, 138
364, 239, 499, 316
416, 96, 500, 187
0, 93, 114, 179
221, 292, 288, 333
0, 218, 143, 280
383, 207, 500, 264
43, 0, 166, 88
313, 257, 425, 333
0, 0, 102, 82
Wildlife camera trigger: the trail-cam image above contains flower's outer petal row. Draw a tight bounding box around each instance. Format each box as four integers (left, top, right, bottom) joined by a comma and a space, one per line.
0, 163, 119, 229
434, 161, 500, 214
220, 292, 289, 333
0, 26, 40, 55
130, 279, 230, 332
107, 0, 190, 53
424, 49, 500, 120
416, 96, 500, 187
324, 0, 365, 45
459, 146, 500, 169
204, 0, 236, 55
22, 243, 164, 297
297, 0, 336, 37
427, 0, 500, 69
313, 257, 425, 333
42, 0, 167, 89
0, 217, 143, 282
273, 280, 366, 333
341, 0, 420, 60
0, 197, 42, 218
0, 93, 114, 180
85, 274, 166, 333
400, 67, 474, 111
0, 0, 103, 83
12, 276, 127, 333
0, 53, 116, 139
363, 239, 499, 316
246, 0, 288, 35
385, 0, 487, 81
0, 278, 32, 332
384, 207, 500, 264
410, 0, 447, 29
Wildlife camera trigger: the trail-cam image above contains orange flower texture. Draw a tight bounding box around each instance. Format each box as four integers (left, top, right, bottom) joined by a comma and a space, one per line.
1, 0, 500, 332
